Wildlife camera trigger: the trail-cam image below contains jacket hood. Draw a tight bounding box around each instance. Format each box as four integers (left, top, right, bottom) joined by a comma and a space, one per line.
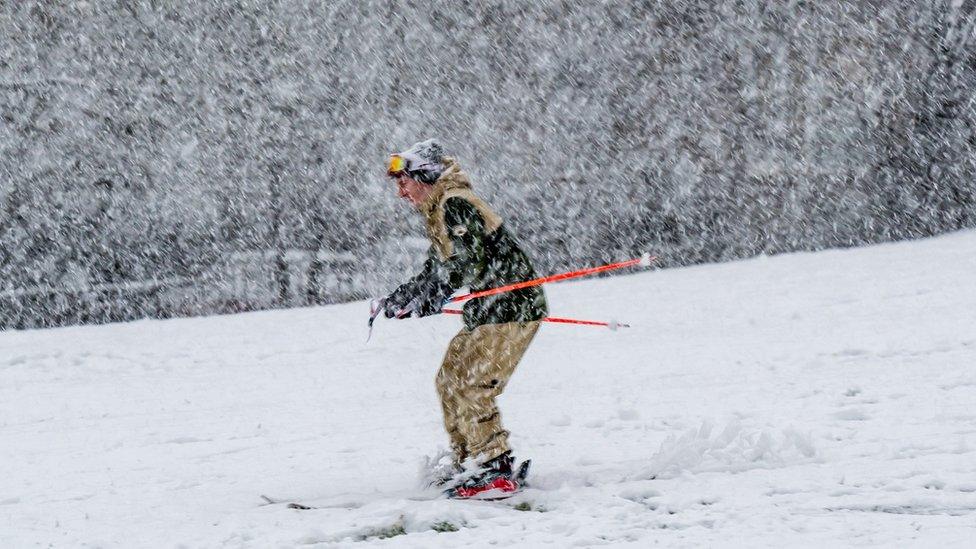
419, 157, 470, 217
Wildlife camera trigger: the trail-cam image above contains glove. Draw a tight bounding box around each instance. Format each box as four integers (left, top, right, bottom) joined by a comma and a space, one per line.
382, 295, 414, 319
383, 293, 446, 319
412, 294, 445, 318
383, 280, 452, 319
382, 296, 399, 318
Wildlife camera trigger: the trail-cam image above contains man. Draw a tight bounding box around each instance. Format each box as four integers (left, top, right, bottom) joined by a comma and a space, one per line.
380, 139, 548, 498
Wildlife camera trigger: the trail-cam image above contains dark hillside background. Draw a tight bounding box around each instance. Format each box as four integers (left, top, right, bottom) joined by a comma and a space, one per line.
1, 1, 974, 329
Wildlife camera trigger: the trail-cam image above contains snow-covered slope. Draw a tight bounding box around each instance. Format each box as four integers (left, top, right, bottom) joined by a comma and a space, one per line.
3, 231, 976, 548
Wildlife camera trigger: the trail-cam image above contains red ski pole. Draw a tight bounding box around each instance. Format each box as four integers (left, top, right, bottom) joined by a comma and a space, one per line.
448, 253, 655, 305
368, 254, 653, 341
442, 309, 630, 330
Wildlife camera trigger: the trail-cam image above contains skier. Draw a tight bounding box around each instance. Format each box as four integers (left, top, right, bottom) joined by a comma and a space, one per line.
379, 139, 548, 498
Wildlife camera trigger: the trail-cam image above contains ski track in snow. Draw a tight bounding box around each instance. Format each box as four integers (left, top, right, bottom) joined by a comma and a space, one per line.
3, 231, 976, 547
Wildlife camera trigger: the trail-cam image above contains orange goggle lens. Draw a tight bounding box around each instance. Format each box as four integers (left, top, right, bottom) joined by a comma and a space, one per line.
387, 154, 406, 176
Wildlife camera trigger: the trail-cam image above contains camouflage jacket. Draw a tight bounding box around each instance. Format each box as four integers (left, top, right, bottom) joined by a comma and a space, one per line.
387, 158, 548, 330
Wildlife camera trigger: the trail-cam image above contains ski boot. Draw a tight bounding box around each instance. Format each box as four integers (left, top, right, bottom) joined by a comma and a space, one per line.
446, 452, 531, 500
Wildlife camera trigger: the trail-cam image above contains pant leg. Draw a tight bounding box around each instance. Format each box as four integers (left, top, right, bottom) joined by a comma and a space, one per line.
453, 321, 541, 463
436, 328, 473, 464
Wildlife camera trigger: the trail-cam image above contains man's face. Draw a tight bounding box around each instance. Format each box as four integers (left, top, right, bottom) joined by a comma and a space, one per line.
393, 173, 430, 207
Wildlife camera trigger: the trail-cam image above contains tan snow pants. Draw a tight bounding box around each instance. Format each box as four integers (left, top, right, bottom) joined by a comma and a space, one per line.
435, 320, 541, 466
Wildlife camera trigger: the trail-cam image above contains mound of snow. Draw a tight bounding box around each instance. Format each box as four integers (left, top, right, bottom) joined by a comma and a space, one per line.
638, 420, 820, 479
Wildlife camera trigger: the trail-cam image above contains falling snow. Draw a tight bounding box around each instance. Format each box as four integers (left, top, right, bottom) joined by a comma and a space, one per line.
3, 3, 976, 547
2, 1, 974, 329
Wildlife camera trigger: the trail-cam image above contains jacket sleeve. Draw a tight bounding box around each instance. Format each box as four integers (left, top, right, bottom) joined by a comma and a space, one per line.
440, 197, 488, 290
386, 249, 453, 317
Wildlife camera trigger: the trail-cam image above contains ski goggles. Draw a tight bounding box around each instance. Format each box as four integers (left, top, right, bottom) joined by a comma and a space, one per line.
387, 154, 408, 177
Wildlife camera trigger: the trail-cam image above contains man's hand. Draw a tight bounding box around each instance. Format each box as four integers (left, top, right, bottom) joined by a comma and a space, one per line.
383, 277, 453, 320
412, 295, 445, 318
382, 295, 413, 319
383, 295, 446, 319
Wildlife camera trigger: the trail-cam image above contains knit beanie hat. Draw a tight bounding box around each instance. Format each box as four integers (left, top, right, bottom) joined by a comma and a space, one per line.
386, 139, 445, 184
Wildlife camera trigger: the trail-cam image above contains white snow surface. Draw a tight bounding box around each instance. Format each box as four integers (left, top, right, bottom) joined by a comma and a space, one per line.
4, 231, 976, 548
